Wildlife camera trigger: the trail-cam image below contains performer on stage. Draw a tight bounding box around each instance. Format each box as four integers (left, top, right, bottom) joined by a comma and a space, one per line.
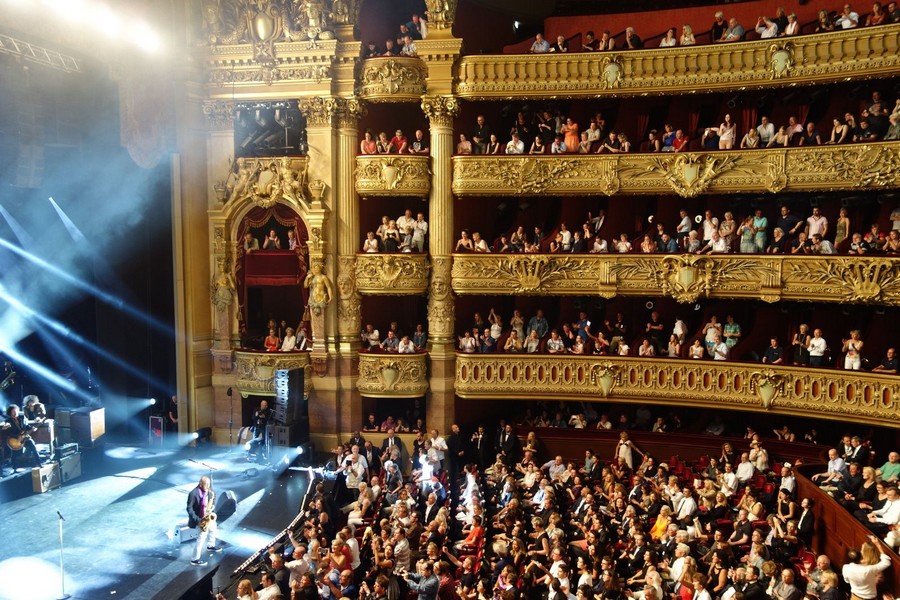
166, 395, 179, 432
248, 400, 272, 462
187, 475, 221, 565
22, 395, 46, 421
4, 405, 42, 468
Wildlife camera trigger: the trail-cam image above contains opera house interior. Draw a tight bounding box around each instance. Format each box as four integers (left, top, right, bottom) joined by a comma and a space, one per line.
1, 0, 900, 598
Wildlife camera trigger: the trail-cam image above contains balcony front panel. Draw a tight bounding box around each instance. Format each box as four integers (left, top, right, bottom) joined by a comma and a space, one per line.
455, 354, 900, 428
358, 351, 429, 398
451, 143, 900, 198
451, 254, 900, 306
455, 26, 900, 99
355, 253, 430, 295
234, 350, 312, 397
355, 155, 431, 197
359, 57, 428, 102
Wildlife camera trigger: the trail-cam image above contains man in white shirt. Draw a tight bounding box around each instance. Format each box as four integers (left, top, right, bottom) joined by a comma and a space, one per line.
398, 336, 415, 353
735, 452, 756, 483
396, 209, 415, 234
837, 4, 860, 28
547, 330, 565, 354
812, 448, 848, 486
674, 487, 698, 525
257, 572, 283, 600
542, 456, 567, 482
505, 133, 525, 154
430, 429, 447, 470
865, 486, 900, 535
757, 116, 775, 145
712, 334, 729, 361
413, 212, 428, 252
702, 211, 719, 243
808, 328, 827, 366
806, 207, 828, 238
285, 532, 312, 585
699, 231, 728, 254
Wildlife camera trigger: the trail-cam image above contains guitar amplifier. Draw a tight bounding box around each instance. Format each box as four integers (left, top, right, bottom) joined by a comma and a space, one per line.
58, 442, 79, 459
32, 419, 55, 445
59, 452, 82, 483
57, 426, 73, 445
32, 462, 61, 493
71, 407, 105, 444
54, 409, 74, 428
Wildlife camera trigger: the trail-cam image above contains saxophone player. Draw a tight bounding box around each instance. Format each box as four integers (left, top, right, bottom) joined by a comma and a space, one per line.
187, 476, 221, 565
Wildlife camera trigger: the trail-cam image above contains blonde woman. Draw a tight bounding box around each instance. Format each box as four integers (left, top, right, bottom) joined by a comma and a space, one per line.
680, 24, 696, 45
842, 330, 864, 370
615, 431, 645, 470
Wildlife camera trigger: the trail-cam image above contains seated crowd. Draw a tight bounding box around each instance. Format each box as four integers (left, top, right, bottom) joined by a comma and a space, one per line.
454, 306, 898, 373
361, 321, 428, 354
527, 3, 900, 54
261, 318, 309, 353
363, 209, 429, 254
222, 402, 900, 600
456, 204, 900, 256
363, 12, 427, 59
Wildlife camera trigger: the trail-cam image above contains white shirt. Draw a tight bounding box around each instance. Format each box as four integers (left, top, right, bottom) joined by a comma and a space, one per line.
842, 553, 890, 598
712, 342, 729, 360
592, 238, 608, 253
721, 471, 738, 495
396, 215, 415, 233
709, 237, 728, 253
398, 340, 415, 354
506, 140, 525, 154
281, 335, 297, 352
838, 11, 860, 29
736, 460, 755, 482
257, 584, 284, 600
757, 122, 775, 143
873, 499, 900, 524
286, 556, 311, 584
807, 215, 828, 237
702, 217, 719, 241
808, 336, 827, 357
677, 216, 691, 234
676, 495, 698, 519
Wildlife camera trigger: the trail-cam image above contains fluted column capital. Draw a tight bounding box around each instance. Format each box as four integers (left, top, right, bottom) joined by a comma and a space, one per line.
421, 95, 459, 129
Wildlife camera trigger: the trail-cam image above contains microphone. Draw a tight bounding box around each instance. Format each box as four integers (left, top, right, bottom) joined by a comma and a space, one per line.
57, 511, 65, 521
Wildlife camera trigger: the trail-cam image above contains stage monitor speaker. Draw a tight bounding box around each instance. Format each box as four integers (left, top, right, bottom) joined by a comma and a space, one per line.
215, 489, 237, 523
71, 407, 105, 445
177, 565, 219, 600
59, 452, 82, 483
32, 462, 61, 493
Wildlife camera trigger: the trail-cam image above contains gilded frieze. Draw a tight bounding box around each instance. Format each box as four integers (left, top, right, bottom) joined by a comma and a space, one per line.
355, 156, 431, 196
355, 254, 430, 295
226, 156, 308, 208
359, 58, 427, 101
455, 25, 900, 99
451, 144, 900, 197
357, 352, 429, 397
455, 355, 900, 427
234, 350, 312, 396
450, 255, 900, 306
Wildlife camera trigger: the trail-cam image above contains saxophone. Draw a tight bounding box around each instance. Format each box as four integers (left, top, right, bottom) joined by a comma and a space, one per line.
199, 491, 217, 532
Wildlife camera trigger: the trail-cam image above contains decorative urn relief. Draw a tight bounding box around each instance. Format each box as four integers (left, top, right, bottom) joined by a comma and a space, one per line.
357, 352, 428, 397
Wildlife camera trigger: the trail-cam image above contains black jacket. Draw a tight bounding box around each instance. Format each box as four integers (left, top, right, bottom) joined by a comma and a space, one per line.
186, 485, 215, 528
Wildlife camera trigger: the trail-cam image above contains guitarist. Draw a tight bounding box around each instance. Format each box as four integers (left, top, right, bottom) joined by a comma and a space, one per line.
5, 405, 42, 468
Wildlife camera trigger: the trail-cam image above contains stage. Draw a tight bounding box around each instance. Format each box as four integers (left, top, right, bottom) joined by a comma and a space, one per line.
0, 442, 311, 600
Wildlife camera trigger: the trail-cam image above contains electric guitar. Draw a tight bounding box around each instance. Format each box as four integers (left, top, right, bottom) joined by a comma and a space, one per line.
6, 417, 44, 451
0, 368, 14, 391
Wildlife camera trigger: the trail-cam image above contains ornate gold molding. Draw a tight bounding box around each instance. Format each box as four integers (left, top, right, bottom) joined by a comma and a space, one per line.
359, 58, 428, 102
451, 143, 900, 197
455, 355, 900, 428
357, 352, 429, 397
355, 155, 431, 196
298, 96, 337, 128
202, 100, 236, 129
455, 25, 900, 99
421, 95, 460, 128
333, 96, 367, 128
336, 255, 362, 337
226, 156, 308, 208
451, 255, 900, 306
423, 0, 458, 31
234, 350, 312, 397
428, 256, 455, 342
355, 254, 430, 295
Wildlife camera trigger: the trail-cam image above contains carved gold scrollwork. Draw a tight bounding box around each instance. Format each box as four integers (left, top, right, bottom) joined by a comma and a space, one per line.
355, 156, 431, 195
750, 369, 784, 409
646, 154, 738, 198
791, 144, 900, 188
451, 255, 596, 295
590, 362, 622, 398
226, 156, 308, 208
202, 100, 236, 128
357, 353, 429, 397
360, 59, 427, 100
337, 256, 361, 335
234, 350, 312, 397
355, 254, 430, 294
298, 96, 337, 128
428, 256, 455, 341
333, 97, 367, 128
786, 259, 900, 305
599, 55, 624, 90
767, 41, 795, 79
421, 95, 460, 128
423, 0, 458, 31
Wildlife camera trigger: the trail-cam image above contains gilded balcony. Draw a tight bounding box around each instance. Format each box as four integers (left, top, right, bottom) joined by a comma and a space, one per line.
451, 254, 900, 306
355, 253, 430, 295
455, 25, 900, 99
357, 351, 429, 397
359, 57, 428, 102
451, 143, 900, 198
455, 354, 900, 428
234, 350, 312, 397
355, 155, 431, 197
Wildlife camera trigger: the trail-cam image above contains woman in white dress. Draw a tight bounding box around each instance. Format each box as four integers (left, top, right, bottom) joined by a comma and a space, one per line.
842, 329, 864, 370
615, 431, 644, 470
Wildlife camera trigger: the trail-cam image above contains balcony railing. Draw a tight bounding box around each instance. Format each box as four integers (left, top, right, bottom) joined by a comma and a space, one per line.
455, 354, 900, 428
450, 254, 900, 305
359, 57, 428, 102
358, 351, 429, 397
355, 253, 430, 295
355, 155, 431, 196
451, 143, 900, 198
234, 350, 311, 397
454, 25, 900, 99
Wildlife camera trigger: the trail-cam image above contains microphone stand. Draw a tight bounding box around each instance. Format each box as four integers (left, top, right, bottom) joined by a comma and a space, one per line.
56, 511, 70, 600
188, 458, 218, 482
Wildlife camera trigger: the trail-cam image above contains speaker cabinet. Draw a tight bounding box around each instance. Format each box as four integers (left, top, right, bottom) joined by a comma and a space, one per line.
273, 368, 308, 443
59, 452, 82, 483
71, 408, 105, 445
32, 462, 60, 493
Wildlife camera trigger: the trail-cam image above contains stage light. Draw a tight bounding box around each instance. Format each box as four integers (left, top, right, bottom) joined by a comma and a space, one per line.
296, 446, 304, 456
48, 197, 88, 245
244, 442, 252, 450
149, 398, 156, 406
192, 432, 200, 440
92, 4, 122, 38
132, 21, 162, 54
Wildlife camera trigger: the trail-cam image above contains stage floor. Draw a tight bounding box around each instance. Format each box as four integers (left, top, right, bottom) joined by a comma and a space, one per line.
0, 443, 310, 600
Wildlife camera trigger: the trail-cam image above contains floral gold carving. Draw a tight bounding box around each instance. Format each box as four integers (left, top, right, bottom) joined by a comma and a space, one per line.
423, 0, 458, 31
455, 355, 900, 427
208, 64, 331, 86
355, 156, 431, 195
421, 95, 460, 128
791, 144, 900, 188
645, 154, 738, 198
452, 255, 595, 295
768, 41, 795, 79
599, 55, 624, 89
227, 156, 308, 208
234, 350, 312, 396
590, 362, 622, 398
428, 256, 455, 341
202, 100, 236, 128
357, 352, 428, 397
360, 58, 427, 100
333, 97, 367, 128
786, 259, 900, 305
355, 254, 430, 295
337, 256, 361, 335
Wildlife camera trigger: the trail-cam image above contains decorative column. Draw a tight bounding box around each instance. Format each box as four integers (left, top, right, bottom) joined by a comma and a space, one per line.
421, 95, 459, 434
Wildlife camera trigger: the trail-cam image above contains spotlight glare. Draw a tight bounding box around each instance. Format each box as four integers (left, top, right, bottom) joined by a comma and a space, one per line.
192, 432, 200, 440
149, 398, 156, 405
132, 21, 162, 54
296, 446, 304, 456
92, 5, 122, 38
243, 442, 252, 450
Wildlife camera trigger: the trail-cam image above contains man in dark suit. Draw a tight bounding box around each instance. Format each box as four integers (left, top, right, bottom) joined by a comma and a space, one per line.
362, 440, 381, 475
347, 430, 365, 449
498, 424, 519, 466
381, 428, 407, 465
422, 492, 440, 525
470, 424, 490, 470
187, 476, 221, 565
740, 566, 770, 600
445, 424, 464, 494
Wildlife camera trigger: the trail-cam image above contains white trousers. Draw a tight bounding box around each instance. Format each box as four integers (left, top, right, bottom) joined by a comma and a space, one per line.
192, 520, 217, 561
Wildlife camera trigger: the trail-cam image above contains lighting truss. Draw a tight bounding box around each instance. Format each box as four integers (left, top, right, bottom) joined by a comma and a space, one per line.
0, 33, 80, 73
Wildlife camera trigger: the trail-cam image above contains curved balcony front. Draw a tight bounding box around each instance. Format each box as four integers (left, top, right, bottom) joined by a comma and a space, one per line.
450, 254, 900, 306
451, 143, 900, 198
455, 354, 900, 428
355, 253, 430, 295
234, 350, 312, 397
359, 57, 428, 102
455, 25, 900, 100
355, 155, 431, 197
357, 351, 429, 398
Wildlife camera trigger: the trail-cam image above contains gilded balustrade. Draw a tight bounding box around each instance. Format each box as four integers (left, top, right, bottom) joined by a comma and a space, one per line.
359, 57, 428, 102
355, 253, 431, 295
450, 254, 900, 306
355, 155, 431, 196
234, 350, 312, 397
451, 143, 900, 198
455, 354, 900, 427
455, 25, 900, 99
357, 351, 429, 397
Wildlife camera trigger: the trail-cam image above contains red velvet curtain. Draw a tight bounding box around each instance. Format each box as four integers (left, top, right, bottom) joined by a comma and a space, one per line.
688, 110, 700, 139
797, 104, 810, 125
235, 204, 309, 337
741, 107, 758, 139
636, 112, 650, 141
